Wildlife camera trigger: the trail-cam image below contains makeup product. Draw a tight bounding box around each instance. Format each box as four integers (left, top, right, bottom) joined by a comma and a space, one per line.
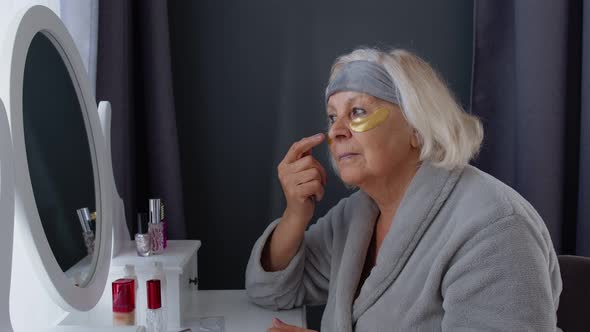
152, 261, 168, 326
149, 199, 164, 254
112, 278, 135, 326
349, 107, 390, 132
76, 207, 95, 255
161, 201, 167, 249
123, 265, 138, 305
146, 279, 166, 332
135, 212, 150, 257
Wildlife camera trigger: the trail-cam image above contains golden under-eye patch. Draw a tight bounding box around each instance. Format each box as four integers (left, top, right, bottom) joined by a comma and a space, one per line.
349, 107, 390, 132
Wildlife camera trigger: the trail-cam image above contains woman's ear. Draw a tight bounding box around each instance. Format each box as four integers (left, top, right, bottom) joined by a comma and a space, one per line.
410, 129, 421, 149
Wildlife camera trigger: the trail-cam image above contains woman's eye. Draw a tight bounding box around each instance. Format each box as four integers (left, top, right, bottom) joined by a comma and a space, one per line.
327, 114, 336, 125
351, 107, 368, 118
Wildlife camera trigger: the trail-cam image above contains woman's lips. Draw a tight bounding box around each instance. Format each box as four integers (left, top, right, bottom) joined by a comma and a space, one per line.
338, 153, 360, 161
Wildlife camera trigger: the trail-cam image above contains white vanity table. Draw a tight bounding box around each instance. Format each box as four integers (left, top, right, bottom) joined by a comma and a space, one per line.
61, 287, 306, 332
0, 5, 305, 332
60, 290, 305, 331
60, 241, 305, 332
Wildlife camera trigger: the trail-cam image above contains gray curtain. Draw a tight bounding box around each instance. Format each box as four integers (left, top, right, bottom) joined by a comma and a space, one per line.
471, 0, 590, 255
96, 0, 186, 239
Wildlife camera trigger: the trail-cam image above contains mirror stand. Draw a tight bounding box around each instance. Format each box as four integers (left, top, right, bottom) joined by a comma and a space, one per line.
97, 101, 130, 258
0, 99, 15, 332
1, 6, 113, 329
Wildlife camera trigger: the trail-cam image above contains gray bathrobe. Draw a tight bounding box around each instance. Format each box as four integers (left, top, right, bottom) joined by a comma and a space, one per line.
245, 162, 562, 331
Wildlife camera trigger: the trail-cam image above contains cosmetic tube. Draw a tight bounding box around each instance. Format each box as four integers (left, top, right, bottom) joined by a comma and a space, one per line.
146, 279, 166, 332
123, 264, 138, 306
152, 262, 168, 325
112, 278, 136, 326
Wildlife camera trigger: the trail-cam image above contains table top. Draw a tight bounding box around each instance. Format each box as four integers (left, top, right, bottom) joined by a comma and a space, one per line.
60, 289, 306, 332
184, 289, 306, 331
42, 327, 144, 332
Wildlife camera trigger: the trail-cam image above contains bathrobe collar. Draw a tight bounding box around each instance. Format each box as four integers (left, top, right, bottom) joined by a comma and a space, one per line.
332, 161, 464, 331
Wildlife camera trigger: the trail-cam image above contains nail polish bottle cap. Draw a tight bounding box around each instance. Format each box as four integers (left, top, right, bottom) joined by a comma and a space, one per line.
137, 213, 148, 234
146, 279, 162, 309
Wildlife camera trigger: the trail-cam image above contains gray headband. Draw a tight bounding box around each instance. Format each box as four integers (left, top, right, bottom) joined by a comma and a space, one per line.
325, 60, 400, 106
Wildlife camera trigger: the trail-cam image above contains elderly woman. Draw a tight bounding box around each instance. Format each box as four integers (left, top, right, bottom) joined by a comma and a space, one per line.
245, 48, 562, 332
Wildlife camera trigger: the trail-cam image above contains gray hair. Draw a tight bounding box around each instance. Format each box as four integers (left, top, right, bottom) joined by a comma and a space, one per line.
326, 48, 483, 170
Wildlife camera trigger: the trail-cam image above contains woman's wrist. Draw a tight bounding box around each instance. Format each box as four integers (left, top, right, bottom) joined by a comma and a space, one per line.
261, 211, 307, 271
281, 207, 310, 232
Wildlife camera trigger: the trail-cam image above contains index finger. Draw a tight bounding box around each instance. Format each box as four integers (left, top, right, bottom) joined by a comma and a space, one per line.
283, 133, 325, 164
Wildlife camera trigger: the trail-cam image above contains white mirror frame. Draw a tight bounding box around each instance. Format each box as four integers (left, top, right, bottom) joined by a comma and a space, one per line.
0, 98, 15, 332
97, 101, 130, 259
0, 5, 112, 311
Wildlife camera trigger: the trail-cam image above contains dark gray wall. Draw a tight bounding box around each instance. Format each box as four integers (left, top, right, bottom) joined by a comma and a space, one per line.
168, 0, 473, 326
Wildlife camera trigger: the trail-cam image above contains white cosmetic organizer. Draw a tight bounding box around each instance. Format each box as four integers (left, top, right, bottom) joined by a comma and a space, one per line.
110, 240, 201, 328
61, 240, 200, 329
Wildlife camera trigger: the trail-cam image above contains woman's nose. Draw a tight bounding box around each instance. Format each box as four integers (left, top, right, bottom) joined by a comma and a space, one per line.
328, 117, 352, 142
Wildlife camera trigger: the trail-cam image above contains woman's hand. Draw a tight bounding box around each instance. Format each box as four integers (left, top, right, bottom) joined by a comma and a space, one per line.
266, 318, 318, 332
262, 133, 327, 272
278, 133, 327, 224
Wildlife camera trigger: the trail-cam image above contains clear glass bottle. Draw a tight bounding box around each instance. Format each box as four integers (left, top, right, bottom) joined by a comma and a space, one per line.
149, 199, 164, 254
148, 222, 164, 254
135, 212, 150, 256
146, 279, 166, 332
152, 262, 168, 324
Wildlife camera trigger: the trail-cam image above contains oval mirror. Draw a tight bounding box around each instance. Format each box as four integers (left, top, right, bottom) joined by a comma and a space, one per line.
23, 31, 97, 286
2, 5, 112, 311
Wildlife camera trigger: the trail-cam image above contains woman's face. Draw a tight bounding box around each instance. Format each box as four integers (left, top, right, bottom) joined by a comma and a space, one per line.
327, 91, 419, 187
